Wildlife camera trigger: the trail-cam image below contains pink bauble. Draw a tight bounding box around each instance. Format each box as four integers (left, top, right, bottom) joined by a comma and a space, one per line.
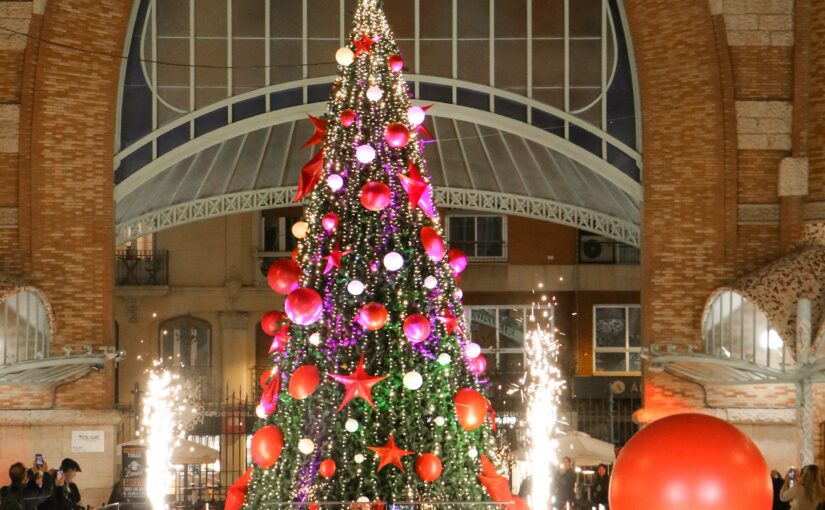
340, 109, 357, 127
448, 249, 468, 275
469, 354, 487, 375
610, 413, 772, 510
360, 181, 392, 211
322, 212, 339, 233
261, 310, 287, 336
403, 314, 431, 343
358, 302, 389, 331
285, 288, 323, 326
384, 122, 411, 148
388, 54, 404, 73
267, 259, 301, 295
420, 227, 445, 262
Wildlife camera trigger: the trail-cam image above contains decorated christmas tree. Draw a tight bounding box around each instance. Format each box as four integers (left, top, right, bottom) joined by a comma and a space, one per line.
229, 1, 528, 507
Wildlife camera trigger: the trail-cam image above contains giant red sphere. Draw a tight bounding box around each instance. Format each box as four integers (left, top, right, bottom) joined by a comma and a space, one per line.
454, 388, 487, 431
384, 122, 411, 148
267, 259, 302, 295
610, 413, 772, 510
448, 249, 468, 275
415, 453, 443, 482
261, 310, 287, 336
403, 314, 431, 343
388, 54, 404, 73
358, 302, 389, 331
318, 459, 337, 479
285, 288, 323, 326
288, 365, 320, 400
360, 181, 392, 211
251, 425, 284, 468
420, 227, 445, 262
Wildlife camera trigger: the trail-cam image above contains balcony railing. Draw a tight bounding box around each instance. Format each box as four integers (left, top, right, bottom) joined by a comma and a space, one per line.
116, 249, 169, 286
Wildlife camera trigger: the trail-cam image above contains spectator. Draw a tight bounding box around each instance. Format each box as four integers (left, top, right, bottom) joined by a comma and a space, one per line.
591, 463, 610, 509
1, 463, 31, 510
780, 465, 825, 510
555, 457, 576, 510
772, 470, 790, 510
517, 475, 532, 500
38, 460, 81, 510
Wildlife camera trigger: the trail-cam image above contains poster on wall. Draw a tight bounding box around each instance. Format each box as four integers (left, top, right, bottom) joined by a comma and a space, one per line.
71, 431, 105, 453
121, 445, 147, 502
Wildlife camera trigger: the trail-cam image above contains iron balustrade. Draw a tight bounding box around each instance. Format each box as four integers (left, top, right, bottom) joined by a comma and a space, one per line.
115, 250, 169, 286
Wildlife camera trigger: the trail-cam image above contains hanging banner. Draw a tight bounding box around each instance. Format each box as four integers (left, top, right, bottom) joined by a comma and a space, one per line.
121, 445, 147, 502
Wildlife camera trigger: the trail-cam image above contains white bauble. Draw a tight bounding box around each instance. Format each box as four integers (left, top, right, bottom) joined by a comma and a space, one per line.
424, 275, 438, 289
345, 419, 359, 433
357, 497, 370, 503
383, 252, 404, 271
466, 342, 482, 359
434, 416, 446, 427
437, 353, 452, 366
407, 106, 426, 126
298, 438, 315, 455
309, 332, 322, 346
335, 47, 354, 66
366, 86, 383, 102
468, 447, 478, 459
403, 370, 423, 390
255, 404, 267, 418
347, 280, 365, 296
291, 221, 309, 239
354, 453, 366, 464
356, 144, 376, 164
327, 173, 344, 191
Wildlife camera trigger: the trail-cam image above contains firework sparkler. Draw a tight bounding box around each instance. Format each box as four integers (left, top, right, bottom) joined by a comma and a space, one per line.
142, 369, 184, 510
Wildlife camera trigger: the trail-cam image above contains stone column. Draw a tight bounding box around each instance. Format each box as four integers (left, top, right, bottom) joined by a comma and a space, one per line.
218, 311, 251, 396
778, 157, 808, 252
796, 298, 813, 465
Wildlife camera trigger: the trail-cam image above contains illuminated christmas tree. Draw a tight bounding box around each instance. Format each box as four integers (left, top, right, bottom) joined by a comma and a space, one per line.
232, 1, 526, 507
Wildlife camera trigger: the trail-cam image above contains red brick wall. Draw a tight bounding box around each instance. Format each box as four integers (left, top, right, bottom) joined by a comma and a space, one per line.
808, 1, 825, 200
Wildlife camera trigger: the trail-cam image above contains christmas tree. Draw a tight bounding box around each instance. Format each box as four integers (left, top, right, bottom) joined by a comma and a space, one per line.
234, 1, 526, 507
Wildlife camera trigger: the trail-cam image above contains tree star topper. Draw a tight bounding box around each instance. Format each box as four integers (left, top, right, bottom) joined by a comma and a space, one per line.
327, 354, 388, 411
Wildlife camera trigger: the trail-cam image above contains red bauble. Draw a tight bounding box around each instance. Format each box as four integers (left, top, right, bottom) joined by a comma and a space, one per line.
415, 453, 442, 482
318, 459, 337, 479
251, 425, 284, 468
420, 227, 445, 262
261, 310, 287, 336
288, 365, 320, 400
340, 109, 357, 127
448, 249, 468, 275
285, 288, 323, 326
267, 259, 301, 295
358, 302, 389, 331
610, 413, 772, 510
322, 212, 339, 232
403, 314, 431, 343
454, 388, 487, 431
224, 467, 253, 510
360, 182, 392, 211
469, 354, 487, 375
388, 54, 404, 73
259, 368, 273, 390
384, 122, 411, 148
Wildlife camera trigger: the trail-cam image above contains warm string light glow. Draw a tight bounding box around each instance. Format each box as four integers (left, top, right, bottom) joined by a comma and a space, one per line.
142, 369, 185, 510
525, 292, 565, 510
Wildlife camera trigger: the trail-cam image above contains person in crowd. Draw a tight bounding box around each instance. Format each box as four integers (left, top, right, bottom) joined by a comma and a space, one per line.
780, 465, 825, 510
1, 461, 54, 510
517, 475, 532, 500
773, 470, 791, 510
555, 457, 577, 509
591, 463, 610, 509
38, 459, 81, 510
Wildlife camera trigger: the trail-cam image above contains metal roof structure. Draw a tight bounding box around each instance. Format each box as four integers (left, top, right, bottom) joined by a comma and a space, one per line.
0, 354, 117, 385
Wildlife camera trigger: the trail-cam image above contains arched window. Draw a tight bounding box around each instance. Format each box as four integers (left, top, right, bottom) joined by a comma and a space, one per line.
703, 291, 788, 370
159, 316, 211, 369
0, 290, 52, 365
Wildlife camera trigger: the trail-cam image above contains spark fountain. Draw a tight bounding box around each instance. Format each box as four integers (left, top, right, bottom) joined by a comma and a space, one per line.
142, 369, 184, 510
525, 291, 565, 510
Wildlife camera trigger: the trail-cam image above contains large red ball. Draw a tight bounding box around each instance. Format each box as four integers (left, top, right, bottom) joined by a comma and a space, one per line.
384, 122, 411, 148
318, 459, 337, 479
285, 288, 323, 326
454, 388, 487, 431
403, 314, 431, 343
261, 310, 287, 336
251, 425, 284, 468
360, 182, 392, 211
415, 453, 443, 482
358, 302, 389, 331
259, 368, 274, 390
610, 413, 772, 510
288, 365, 320, 400
388, 54, 404, 73
267, 259, 301, 295
448, 249, 468, 275
340, 109, 357, 127
420, 227, 445, 262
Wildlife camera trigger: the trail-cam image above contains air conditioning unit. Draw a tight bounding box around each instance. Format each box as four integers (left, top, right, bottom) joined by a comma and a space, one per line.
579, 233, 615, 263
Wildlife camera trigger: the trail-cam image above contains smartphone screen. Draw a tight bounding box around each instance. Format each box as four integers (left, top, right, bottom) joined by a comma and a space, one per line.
35, 454, 44, 467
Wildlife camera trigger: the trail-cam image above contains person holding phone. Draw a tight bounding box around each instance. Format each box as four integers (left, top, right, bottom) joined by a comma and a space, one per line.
38, 459, 81, 510
780, 465, 825, 510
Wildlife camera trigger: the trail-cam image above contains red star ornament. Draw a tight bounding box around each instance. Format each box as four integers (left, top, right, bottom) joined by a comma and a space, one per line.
323, 244, 351, 275
259, 369, 281, 415
269, 324, 291, 353
302, 115, 328, 148
353, 33, 376, 57
367, 434, 414, 472
294, 150, 324, 202
327, 355, 388, 411
398, 162, 435, 219
437, 310, 462, 337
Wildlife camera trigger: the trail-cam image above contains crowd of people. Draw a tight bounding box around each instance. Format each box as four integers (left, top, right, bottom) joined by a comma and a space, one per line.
0, 459, 82, 510
772, 465, 825, 510
517, 457, 611, 509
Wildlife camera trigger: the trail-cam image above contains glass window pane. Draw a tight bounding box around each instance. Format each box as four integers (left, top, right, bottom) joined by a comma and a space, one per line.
595, 307, 626, 348
498, 308, 524, 349
595, 352, 625, 373
628, 307, 641, 347
499, 352, 525, 373
470, 309, 497, 350
629, 352, 641, 372
449, 217, 476, 256
476, 217, 503, 257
